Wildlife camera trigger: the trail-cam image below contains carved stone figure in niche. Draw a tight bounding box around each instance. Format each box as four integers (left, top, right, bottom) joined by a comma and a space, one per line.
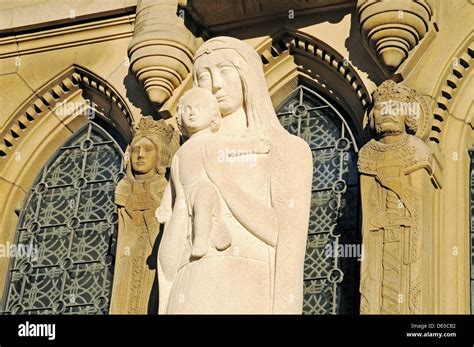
358, 80, 434, 314
156, 37, 313, 314
110, 117, 176, 314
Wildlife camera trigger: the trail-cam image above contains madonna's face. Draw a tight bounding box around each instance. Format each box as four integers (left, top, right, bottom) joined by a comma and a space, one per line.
195, 51, 244, 117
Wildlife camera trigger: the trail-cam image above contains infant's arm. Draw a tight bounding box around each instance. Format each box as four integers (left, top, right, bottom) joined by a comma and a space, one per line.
155, 153, 182, 223
156, 182, 172, 224
216, 134, 271, 156
171, 152, 185, 199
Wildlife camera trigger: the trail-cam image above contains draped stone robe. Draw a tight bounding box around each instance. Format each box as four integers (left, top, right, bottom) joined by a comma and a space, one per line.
157, 127, 313, 313
110, 175, 168, 314
358, 134, 433, 314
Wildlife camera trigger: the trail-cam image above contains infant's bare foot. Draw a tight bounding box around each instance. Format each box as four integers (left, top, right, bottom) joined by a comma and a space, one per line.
212, 231, 232, 251
191, 237, 209, 258
257, 137, 271, 154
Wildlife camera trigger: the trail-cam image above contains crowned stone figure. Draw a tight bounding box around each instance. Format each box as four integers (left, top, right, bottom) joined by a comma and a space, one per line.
110, 116, 177, 314
359, 80, 435, 314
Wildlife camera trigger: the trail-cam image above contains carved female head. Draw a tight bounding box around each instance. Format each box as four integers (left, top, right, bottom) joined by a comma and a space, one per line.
126, 117, 175, 179
130, 137, 159, 177
193, 37, 285, 136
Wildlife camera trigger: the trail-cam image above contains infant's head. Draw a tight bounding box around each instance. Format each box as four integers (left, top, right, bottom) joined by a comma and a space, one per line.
177, 87, 221, 137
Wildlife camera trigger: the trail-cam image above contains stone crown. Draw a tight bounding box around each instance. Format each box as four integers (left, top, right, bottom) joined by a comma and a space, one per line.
372, 80, 417, 103
133, 117, 174, 144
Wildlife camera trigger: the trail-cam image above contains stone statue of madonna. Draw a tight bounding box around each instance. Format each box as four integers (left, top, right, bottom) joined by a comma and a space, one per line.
157, 37, 313, 314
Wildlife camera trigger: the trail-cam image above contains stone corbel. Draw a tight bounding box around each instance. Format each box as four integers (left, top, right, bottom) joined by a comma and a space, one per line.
357, 0, 434, 72
128, 0, 198, 116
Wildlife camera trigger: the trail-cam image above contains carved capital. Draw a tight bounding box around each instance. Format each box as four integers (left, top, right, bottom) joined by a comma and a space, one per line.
128, 0, 197, 106
357, 0, 433, 71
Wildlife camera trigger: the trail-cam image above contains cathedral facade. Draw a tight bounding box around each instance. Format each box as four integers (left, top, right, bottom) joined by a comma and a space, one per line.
0, 0, 472, 314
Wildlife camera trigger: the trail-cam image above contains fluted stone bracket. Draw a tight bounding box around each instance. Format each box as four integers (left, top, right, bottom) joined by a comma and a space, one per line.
357, 0, 434, 72
128, 0, 198, 109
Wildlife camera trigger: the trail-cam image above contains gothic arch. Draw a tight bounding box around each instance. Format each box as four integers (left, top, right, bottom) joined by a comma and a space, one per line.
428, 33, 474, 313
429, 35, 474, 146
0, 65, 133, 302
257, 28, 371, 141
0, 65, 134, 162
255, 30, 368, 314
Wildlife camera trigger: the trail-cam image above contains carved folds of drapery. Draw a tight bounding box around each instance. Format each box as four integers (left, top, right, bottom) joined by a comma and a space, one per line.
110, 117, 178, 314
357, 0, 434, 71
128, 0, 197, 106
358, 80, 439, 314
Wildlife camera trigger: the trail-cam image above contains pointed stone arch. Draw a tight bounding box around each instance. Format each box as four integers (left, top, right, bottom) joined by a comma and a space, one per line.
428, 34, 474, 314
254, 29, 369, 314
0, 65, 133, 302
429, 36, 473, 146
0, 65, 134, 162
257, 28, 371, 140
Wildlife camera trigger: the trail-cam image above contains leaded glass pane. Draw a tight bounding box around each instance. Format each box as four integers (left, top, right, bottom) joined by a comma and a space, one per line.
1, 122, 123, 315
276, 85, 360, 315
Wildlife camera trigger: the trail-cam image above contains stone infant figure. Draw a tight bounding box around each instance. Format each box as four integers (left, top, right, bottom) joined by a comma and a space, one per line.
166, 87, 270, 258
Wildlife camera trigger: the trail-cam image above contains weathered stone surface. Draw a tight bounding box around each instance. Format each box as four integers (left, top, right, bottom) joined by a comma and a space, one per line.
110, 117, 177, 314
357, 0, 434, 71
358, 80, 438, 314
156, 37, 313, 314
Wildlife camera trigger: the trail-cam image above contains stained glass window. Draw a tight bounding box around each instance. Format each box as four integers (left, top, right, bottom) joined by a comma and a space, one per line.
1, 122, 124, 314
276, 85, 360, 314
